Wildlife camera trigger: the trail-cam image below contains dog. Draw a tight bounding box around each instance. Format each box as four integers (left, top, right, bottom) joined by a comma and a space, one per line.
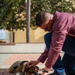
8, 60, 39, 75
22, 63, 39, 75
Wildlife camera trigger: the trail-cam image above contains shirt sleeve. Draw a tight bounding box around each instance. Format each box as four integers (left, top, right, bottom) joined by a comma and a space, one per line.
38, 48, 48, 63
45, 16, 68, 68
45, 31, 66, 68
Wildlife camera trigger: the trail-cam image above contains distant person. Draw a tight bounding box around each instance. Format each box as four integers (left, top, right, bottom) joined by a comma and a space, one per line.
27, 11, 75, 75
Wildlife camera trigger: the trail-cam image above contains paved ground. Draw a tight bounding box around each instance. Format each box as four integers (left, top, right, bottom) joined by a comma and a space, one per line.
0, 43, 64, 74
0, 43, 45, 68
0, 43, 45, 54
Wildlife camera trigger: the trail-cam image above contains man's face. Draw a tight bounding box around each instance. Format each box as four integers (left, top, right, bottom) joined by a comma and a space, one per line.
40, 15, 52, 31
40, 19, 52, 31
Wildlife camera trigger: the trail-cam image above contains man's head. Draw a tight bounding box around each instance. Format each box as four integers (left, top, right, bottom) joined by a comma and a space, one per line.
36, 11, 53, 31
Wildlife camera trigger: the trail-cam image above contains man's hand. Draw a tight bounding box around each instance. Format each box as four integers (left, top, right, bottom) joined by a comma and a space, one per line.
27, 60, 40, 67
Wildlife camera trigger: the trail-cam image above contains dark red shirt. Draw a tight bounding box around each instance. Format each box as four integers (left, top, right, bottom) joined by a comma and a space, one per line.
38, 11, 75, 68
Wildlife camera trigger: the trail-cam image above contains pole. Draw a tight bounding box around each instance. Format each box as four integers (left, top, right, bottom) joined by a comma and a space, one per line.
26, 0, 31, 43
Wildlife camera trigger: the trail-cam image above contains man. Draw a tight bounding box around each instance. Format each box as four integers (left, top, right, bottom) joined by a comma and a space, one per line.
27, 11, 75, 75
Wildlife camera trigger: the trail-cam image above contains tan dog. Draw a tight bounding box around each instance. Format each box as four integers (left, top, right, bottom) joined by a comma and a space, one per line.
8, 60, 39, 75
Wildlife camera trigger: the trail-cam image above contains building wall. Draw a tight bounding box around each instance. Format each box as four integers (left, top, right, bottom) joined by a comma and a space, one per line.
15, 28, 46, 43
15, 28, 47, 43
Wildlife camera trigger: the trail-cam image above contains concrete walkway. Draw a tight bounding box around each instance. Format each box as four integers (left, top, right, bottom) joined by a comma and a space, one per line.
0, 43, 64, 73
0, 43, 45, 69
0, 43, 45, 54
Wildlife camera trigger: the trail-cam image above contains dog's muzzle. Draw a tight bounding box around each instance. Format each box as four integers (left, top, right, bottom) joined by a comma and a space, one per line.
24, 65, 39, 75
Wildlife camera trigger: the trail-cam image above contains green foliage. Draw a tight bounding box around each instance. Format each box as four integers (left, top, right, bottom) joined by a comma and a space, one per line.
49, 0, 75, 12
0, 0, 75, 30
0, 0, 26, 30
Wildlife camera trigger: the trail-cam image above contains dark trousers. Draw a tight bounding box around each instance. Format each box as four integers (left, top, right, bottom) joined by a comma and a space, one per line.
44, 32, 75, 75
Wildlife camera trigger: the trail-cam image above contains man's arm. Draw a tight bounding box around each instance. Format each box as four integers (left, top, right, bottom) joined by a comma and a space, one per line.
45, 30, 67, 68
38, 48, 48, 63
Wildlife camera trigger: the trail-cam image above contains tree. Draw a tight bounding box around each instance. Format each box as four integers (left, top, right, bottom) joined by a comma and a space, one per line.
0, 0, 75, 30
0, 0, 26, 31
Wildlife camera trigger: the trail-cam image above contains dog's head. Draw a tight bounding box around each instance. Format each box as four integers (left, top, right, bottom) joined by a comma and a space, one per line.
22, 63, 39, 75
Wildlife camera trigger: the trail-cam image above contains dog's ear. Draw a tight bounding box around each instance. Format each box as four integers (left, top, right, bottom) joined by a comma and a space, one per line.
23, 63, 32, 73
34, 66, 39, 72
20, 61, 28, 66
22, 62, 28, 73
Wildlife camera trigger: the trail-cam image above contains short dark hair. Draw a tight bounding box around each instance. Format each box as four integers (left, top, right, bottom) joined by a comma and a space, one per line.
36, 11, 46, 27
